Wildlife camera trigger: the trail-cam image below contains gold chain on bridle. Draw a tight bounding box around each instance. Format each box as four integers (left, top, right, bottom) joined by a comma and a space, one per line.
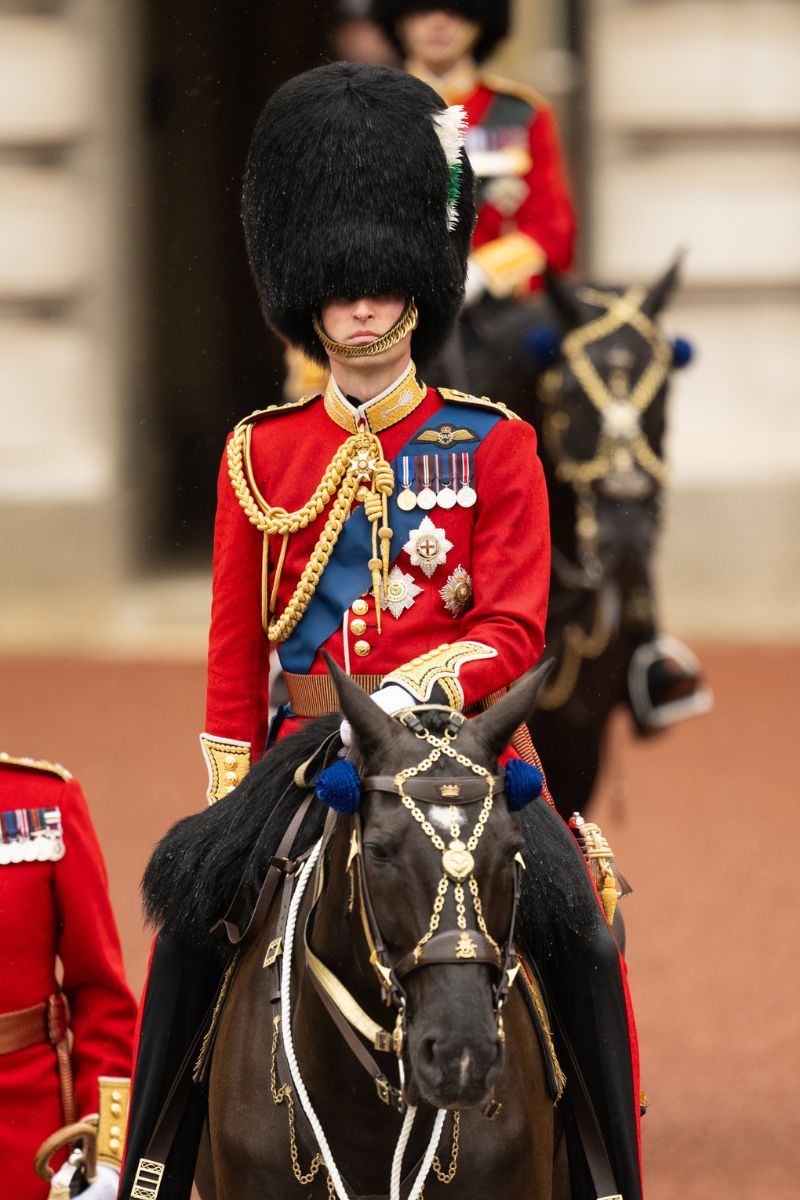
227, 422, 394, 641
393, 721, 500, 964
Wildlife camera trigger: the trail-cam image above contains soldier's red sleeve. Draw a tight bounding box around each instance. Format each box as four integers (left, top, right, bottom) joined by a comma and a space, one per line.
203, 441, 271, 794
54, 778, 137, 1117
386, 418, 550, 709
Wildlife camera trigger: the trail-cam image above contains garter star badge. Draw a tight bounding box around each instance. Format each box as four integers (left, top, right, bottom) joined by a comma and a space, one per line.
440, 565, 473, 617
404, 515, 453, 579
381, 566, 423, 620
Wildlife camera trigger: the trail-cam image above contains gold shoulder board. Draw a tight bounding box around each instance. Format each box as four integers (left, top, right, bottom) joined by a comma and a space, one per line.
480, 73, 550, 112
438, 387, 520, 422
234, 393, 319, 432
0, 753, 72, 781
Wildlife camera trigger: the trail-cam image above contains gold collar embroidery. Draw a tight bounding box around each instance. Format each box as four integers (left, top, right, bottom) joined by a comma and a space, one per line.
324, 363, 426, 435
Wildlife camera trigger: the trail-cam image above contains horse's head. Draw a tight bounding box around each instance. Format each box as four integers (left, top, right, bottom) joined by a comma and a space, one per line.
324, 660, 549, 1112
537, 256, 690, 590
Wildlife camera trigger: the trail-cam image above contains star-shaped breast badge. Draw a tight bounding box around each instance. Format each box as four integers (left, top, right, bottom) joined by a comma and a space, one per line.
403, 515, 453, 579
381, 566, 423, 619
440, 565, 473, 617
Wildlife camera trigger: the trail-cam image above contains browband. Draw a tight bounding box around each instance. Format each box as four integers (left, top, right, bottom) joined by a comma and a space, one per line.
361, 775, 505, 805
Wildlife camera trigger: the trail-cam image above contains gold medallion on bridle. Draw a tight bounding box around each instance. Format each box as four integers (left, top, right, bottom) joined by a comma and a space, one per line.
442, 839, 475, 881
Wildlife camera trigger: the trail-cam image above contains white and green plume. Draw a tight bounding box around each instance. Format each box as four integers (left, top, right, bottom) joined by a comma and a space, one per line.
433, 105, 468, 232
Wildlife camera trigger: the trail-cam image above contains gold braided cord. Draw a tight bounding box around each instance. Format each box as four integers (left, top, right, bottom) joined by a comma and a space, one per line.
227, 422, 394, 642
312, 299, 419, 359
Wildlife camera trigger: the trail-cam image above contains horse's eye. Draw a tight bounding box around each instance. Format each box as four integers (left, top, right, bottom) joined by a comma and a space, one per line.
365, 841, 393, 866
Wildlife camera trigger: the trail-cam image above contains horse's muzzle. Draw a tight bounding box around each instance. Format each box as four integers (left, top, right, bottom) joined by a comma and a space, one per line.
410, 1024, 504, 1109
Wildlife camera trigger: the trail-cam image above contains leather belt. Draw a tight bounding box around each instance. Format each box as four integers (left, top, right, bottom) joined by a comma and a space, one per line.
283, 671, 385, 717
0, 1001, 47, 1054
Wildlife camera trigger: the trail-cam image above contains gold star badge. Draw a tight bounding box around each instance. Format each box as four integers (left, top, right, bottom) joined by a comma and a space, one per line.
440, 565, 473, 617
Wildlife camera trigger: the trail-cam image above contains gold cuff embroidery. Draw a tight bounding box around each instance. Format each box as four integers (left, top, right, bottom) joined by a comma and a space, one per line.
384, 641, 497, 707
96, 1076, 130, 1170
472, 232, 546, 298
199, 734, 251, 806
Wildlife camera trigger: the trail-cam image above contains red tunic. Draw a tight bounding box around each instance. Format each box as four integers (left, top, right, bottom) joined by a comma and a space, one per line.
462, 77, 576, 293
204, 378, 550, 770
0, 760, 136, 1200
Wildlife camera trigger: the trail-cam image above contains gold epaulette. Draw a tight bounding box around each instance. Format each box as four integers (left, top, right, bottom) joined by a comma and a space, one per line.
438, 387, 520, 422
480, 73, 551, 112
0, 753, 72, 781
233, 393, 320, 432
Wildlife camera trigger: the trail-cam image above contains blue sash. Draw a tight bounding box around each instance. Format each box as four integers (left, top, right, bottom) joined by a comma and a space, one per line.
279, 403, 501, 673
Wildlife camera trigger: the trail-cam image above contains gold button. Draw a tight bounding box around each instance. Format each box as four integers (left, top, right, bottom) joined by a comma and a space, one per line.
110, 1102, 122, 1118
109, 1138, 121, 1152
352, 598, 369, 616
224, 754, 237, 767
350, 618, 367, 636
224, 770, 238, 784
110, 1125, 121, 1138
354, 640, 371, 657
111, 1091, 121, 1102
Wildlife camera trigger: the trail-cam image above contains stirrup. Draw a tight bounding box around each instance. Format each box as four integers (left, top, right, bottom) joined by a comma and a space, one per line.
628, 634, 713, 731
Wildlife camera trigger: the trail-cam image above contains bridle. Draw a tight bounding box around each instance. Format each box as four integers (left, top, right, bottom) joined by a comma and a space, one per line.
305, 707, 525, 1117
539, 285, 671, 592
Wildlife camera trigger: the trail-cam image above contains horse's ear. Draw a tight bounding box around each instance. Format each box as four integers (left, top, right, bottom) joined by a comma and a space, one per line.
470, 660, 555, 758
641, 250, 685, 318
324, 652, 395, 761
544, 270, 592, 330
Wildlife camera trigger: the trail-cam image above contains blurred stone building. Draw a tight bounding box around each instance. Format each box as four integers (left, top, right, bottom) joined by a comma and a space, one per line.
1, 0, 798, 654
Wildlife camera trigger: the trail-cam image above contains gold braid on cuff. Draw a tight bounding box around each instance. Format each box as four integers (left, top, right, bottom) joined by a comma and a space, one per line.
312, 299, 418, 359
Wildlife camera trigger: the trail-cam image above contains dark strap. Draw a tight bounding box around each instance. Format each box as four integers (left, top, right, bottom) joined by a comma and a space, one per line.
362, 775, 505, 805
538, 965, 621, 1200
394, 928, 501, 979
210, 790, 316, 946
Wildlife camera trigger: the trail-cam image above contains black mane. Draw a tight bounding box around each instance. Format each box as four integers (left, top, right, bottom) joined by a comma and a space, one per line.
142, 717, 339, 958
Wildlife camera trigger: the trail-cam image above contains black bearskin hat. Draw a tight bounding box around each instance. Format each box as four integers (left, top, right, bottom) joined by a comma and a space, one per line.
372, 0, 510, 63
242, 63, 475, 366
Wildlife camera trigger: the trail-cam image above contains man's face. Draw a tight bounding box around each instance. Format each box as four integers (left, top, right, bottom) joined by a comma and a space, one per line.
398, 10, 480, 72
320, 296, 406, 347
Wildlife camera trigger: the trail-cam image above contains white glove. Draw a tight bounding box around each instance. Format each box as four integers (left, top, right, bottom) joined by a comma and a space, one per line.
49, 1161, 120, 1198
463, 257, 487, 307
340, 684, 417, 750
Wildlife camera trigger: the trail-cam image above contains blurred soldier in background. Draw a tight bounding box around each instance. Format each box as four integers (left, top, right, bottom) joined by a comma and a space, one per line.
374, 0, 576, 302
329, 0, 399, 65
0, 755, 136, 1199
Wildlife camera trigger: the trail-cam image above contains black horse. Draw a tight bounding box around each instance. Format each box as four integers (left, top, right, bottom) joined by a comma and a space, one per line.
454, 259, 708, 817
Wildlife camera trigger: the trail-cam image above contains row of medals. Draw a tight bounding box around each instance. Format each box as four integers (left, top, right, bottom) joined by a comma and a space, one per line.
0, 809, 65, 863
396, 453, 477, 512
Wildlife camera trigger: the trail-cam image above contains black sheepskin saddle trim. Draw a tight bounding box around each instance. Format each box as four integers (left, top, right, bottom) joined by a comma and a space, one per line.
142, 715, 601, 960
142, 717, 340, 959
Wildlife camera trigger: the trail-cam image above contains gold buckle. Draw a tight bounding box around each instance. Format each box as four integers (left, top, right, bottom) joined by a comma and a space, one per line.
263, 938, 283, 968
375, 1075, 391, 1105
131, 1159, 165, 1200
373, 1030, 392, 1053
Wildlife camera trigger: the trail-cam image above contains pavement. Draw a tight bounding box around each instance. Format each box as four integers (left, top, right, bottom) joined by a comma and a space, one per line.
1, 643, 796, 1197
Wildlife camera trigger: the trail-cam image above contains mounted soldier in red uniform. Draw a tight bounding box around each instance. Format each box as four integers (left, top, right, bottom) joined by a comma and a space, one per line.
0, 755, 136, 1200
119, 63, 643, 1200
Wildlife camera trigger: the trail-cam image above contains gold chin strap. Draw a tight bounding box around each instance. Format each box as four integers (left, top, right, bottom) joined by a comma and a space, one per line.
312, 299, 419, 360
